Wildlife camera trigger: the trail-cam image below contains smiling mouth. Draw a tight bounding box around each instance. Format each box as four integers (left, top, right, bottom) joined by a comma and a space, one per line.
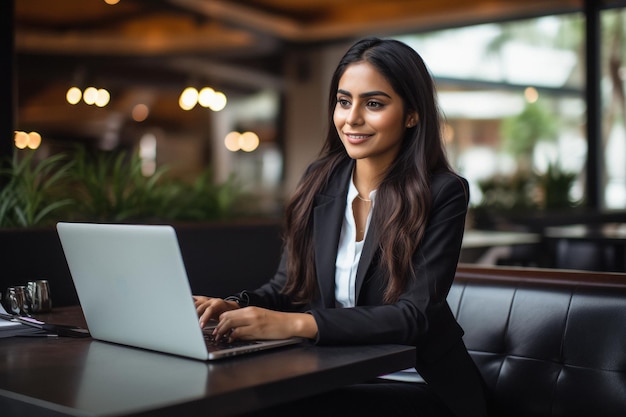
344, 133, 372, 143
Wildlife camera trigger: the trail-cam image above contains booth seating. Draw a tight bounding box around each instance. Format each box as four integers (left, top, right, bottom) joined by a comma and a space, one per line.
450, 264, 626, 417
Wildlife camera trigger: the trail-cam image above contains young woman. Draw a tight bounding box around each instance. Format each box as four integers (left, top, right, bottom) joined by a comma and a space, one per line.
194, 37, 488, 417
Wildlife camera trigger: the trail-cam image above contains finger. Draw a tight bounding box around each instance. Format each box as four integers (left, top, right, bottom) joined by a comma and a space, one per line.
198, 301, 220, 328
194, 296, 207, 309
214, 313, 238, 339
199, 308, 215, 329
196, 300, 208, 315
214, 317, 233, 337
227, 326, 239, 342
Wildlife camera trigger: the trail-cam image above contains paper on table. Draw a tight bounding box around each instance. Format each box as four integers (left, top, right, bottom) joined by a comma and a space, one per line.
0, 303, 46, 337
0, 303, 21, 328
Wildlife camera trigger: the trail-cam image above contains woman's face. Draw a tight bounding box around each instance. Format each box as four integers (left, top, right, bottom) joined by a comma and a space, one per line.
334, 61, 416, 169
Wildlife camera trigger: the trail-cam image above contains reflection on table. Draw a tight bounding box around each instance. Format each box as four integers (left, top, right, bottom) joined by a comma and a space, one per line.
461, 229, 541, 265
544, 223, 626, 241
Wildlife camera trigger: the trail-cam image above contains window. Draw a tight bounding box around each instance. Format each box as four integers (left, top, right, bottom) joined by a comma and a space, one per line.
398, 14, 588, 214
601, 8, 626, 208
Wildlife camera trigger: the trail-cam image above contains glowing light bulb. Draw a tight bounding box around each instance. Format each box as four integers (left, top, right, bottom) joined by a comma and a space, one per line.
179, 87, 198, 111
132, 104, 149, 122
524, 87, 539, 103
240, 131, 259, 152
198, 87, 215, 108
224, 131, 241, 152
66, 87, 82, 105
83, 87, 98, 105
95, 89, 110, 107
209, 92, 227, 111
14, 131, 29, 149
27, 132, 42, 149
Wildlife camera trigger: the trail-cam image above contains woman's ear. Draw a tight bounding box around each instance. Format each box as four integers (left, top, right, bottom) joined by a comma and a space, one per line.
405, 112, 419, 128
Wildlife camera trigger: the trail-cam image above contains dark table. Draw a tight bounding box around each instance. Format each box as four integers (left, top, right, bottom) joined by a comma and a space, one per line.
543, 223, 626, 271
0, 307, 415, 417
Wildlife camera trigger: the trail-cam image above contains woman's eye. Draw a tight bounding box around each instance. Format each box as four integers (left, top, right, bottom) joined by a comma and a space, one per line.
338, 99, 351, 107
367, 101, 383, 109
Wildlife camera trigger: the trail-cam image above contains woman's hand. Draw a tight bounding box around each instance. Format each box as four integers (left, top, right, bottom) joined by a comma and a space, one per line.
213, 307, 318, 342
193, 295, 239, 329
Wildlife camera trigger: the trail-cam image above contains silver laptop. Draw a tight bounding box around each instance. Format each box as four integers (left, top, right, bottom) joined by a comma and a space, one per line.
56, 222, 301, 360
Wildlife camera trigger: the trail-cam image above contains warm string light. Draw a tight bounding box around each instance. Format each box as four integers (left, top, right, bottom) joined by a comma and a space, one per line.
224, 131, 259, 152
132, 103, 150, 122
14, 131, 42, 149
68, 83, 226, 112
179, 86, 227, 111
66, 87, 82, 104
66, 86, 110, 107
524, 86, 539, 103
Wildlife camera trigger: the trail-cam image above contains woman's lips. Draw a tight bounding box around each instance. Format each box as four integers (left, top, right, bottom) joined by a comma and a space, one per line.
344, 133, 372, 145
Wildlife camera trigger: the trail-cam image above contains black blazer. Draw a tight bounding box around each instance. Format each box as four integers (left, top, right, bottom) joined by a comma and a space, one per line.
245, 159, 487, 417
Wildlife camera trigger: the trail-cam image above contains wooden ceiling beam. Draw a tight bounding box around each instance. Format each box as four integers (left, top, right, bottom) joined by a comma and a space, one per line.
169, 0, 582, 42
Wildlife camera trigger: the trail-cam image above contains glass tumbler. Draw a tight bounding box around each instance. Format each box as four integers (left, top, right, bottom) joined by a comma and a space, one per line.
4, 286, 30, 316
26, 280, 52, 313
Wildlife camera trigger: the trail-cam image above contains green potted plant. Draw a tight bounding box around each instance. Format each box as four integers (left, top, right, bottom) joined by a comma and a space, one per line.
0, 146, 248, 227
0, 146, 282, 306
0, 151, 74, 228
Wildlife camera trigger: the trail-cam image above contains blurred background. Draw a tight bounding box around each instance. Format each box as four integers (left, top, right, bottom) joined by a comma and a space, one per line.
5, 0, 626, 271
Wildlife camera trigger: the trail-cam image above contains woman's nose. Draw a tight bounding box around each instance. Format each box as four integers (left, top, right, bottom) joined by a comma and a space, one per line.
346, 107, 363, 126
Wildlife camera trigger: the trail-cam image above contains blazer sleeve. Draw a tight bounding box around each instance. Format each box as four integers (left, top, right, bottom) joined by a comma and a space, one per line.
242, 250, 310, 312
309, 172, 469, 353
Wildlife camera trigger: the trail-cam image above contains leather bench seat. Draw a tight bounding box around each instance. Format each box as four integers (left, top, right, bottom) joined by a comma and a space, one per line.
450, 265, 626, 417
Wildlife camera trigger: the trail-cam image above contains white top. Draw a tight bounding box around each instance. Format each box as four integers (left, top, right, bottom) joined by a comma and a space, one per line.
334, 176, 375, 308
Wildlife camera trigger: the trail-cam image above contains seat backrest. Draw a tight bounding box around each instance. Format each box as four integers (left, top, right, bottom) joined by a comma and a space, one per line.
450, 265, 626, 417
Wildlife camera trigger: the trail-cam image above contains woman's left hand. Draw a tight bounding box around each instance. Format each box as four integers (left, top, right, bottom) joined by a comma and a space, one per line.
213, 307, 318, 341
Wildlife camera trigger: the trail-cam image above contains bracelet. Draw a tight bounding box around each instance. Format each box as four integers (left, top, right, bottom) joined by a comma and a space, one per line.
224, 291, 250, 307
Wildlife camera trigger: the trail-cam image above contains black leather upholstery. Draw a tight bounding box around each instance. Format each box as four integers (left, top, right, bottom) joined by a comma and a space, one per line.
450, 265, 626, 417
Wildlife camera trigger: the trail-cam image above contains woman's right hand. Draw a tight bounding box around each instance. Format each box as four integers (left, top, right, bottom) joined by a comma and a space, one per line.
193, 295, 240, 329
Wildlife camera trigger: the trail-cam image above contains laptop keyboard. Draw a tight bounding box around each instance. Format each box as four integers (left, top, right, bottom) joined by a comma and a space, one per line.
203, 332, 261, 352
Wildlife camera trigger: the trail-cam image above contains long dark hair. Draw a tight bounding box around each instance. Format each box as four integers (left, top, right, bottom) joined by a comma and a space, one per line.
282, 37, 452, 304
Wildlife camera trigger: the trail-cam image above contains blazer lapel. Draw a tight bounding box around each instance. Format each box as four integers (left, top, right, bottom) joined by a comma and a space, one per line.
312, 160, 353, 308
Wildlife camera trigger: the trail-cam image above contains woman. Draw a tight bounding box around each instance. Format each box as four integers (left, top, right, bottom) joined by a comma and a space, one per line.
195, 37, 488, 417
